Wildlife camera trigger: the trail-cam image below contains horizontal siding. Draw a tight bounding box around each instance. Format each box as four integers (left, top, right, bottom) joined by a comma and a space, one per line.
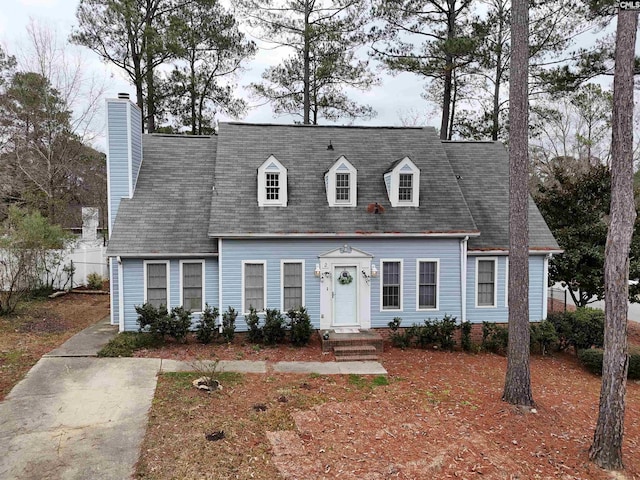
130, 107, 142, 191
110, 259, 119, 326
121, 257, 219, 332
221, 238, 462, 331
107, 101, 130, 231
466, 255, 547, 324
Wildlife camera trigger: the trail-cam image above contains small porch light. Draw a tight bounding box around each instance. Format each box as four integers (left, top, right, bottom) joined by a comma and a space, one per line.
314, 264, 321, 277
371, 263, 378, 277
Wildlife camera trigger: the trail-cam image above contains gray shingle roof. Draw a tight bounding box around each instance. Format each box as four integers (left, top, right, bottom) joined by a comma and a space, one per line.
442, 141, 559, 251
107, 135, 218, 256
207, 123, 479, 237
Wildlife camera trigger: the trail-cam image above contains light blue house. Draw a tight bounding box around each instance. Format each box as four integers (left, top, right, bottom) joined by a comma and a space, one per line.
105, 95, 560, 332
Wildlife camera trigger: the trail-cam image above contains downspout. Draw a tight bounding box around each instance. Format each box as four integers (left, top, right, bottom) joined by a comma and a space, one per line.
117, 256, 124, 332
460, 236, 468, 322
218, 238, 223, 332
542, 254, 551, 320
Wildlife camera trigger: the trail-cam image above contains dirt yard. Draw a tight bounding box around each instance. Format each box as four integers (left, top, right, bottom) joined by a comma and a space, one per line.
0, 293, 110, 399
135, 323, 640, 480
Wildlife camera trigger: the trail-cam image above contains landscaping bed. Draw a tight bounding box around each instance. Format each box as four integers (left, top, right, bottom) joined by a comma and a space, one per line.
0, 293, 110, 399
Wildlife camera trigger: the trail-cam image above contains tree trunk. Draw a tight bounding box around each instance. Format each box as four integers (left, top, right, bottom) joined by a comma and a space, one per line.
589, 10, 637, 471
144, 1, 156, 133
491, 1, 505, 141
502, 0, 533, 406
440, 56, 453, 140
303, 0, 311, 125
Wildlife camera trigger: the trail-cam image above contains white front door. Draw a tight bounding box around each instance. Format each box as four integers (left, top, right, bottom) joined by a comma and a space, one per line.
333, 266, 358, 326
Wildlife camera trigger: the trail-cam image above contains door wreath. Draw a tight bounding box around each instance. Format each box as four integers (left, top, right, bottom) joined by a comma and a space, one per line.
337, 270, 353, 285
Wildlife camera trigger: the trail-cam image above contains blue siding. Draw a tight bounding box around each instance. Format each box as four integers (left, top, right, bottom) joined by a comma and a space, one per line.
110, 258, 119, 326
130, 108, 142, 190
106, 101, 131, 231
220, 238, 462, 330
465, 255, 547, 323
120, 258, 219, 331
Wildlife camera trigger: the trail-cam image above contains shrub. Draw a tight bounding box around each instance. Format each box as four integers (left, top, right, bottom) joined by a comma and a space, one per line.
86, 272, 104, 290
135, 302, 169, 338
263, 308, 286, 345
195, 304, 219, 344
481, 322, 508, 354
548, 308, 604, 353
167, 306, 192, 342
388, 317, 412, 349
221, 306, 237, 342
460, 320, 472, 352
412, 320, 437, 348
98, 332, 163, 357
435, 314, 457, 350
578, 347, 640, 380
388, 317, 402, 332
287, 306, 313, 346
530, 320, 559, 355
245, 306, 262, 343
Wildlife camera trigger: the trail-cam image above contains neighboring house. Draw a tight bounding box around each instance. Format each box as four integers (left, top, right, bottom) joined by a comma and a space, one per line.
105, 95, 560, 332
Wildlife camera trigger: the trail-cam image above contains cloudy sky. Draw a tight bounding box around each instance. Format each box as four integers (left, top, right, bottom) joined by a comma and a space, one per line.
0, 0, 437, 151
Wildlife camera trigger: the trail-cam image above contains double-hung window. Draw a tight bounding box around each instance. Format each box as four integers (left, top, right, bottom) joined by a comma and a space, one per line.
244, 262, 265, 312
266, 172, 280, 200
181, 261, 203, 312
282, 261, 303, 311
477, 259, 496, 307
146, 262, 168, 309
417, 260, 438, 309
398, 173, 413, 202
335, 173, 350, 202
382, 260, 402, 310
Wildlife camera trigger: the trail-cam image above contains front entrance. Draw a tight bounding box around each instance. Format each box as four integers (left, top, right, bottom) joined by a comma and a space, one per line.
333, 266, 358, 326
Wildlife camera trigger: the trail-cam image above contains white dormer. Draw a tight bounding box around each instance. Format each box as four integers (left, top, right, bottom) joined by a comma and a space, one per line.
384, 157, 420, 207
257, 155, 288, 207
325, 156, 357, 207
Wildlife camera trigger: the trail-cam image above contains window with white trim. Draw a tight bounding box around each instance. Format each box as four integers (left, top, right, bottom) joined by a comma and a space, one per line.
257, 156, 287, 206
325, 156, 357, 207
146, 262, 168, 308
282, 261, 303, 310
382, 260, 402, 310
181, 261, 203, 312
418, 260, 437, 309
477, 259, 496, 307
244, 262, 265, 312
384, 157, 420, 207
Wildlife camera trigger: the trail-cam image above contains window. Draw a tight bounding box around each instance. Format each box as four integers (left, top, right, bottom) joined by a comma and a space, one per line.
477, 259, 496, 307
335, 173, 350, 202
257, 156, 287, 206
244, 262, 265, 312
181, 261, 203, 312
382, 260, 402, 310
418, 260, 438, 309
282, 261, 303, 311
266, 173, 280, 200
398, 173, 413, 202
145, 261, 168, 309
325, 156, 357, 207
383, 157, 420, 207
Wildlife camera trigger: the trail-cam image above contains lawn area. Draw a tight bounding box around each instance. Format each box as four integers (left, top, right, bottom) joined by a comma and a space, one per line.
136, 343, 640, 479
0, 293, 110, 400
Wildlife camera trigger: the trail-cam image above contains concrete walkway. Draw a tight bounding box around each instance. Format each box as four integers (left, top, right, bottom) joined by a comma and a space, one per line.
0, 320, 387, 480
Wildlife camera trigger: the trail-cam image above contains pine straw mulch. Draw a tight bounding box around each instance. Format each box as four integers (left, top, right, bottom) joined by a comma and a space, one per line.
135, 322, 640, 480
0, 293, 110, 400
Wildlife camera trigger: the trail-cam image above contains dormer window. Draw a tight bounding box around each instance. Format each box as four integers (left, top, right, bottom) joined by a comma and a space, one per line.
325, 156, 357, 207
258, 155, 287, 207
384, 157, 420, 207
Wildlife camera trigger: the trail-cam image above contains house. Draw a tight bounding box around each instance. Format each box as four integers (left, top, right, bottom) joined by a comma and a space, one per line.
105, 95, 560, 333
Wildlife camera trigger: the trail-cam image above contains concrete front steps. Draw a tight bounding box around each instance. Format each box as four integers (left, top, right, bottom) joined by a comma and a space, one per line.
321, 329, 384, 362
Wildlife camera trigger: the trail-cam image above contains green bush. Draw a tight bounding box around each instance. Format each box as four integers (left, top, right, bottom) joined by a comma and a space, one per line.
195, 304, 219, 344
578, 347, 640, 379
460, 320, 472, 352
548, 308, 604, 352
388, 317, 412, 349
435, 314, 457, 350
98, 332, 163, 357
86, 272, 104, 290
481, 322, 508, 354
389, 316, 458, 350
263, 308, 286, 345
287, 306, 313, 346
530, 320, 559, 355
221, 306, 237, 342
245, 306, 262, 343
135, 302, 169, 337
168, 306, 192, 343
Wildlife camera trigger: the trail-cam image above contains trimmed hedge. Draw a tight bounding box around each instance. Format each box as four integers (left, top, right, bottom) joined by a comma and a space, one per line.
547, 308, 604, 352
578, 347, 640, 379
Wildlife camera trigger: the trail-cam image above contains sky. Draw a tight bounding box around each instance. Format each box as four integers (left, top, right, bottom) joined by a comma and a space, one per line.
0, 0, 435, 152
